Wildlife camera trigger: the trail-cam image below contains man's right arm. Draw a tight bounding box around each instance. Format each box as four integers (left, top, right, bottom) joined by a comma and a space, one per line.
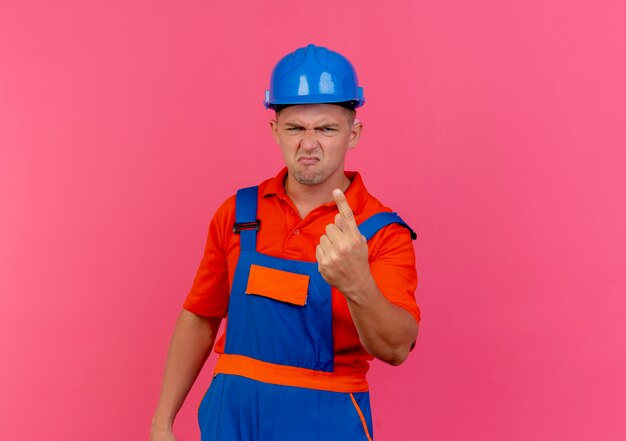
150, 309, 222, 441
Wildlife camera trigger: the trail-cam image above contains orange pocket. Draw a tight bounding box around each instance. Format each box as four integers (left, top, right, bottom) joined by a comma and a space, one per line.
246, 264, 309, 306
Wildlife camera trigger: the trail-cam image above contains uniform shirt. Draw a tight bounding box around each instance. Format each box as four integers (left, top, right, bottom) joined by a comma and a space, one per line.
184, 168, 419, 377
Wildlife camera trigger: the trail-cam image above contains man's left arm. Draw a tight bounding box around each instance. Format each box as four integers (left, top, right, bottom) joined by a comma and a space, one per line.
316, 189, 419, 366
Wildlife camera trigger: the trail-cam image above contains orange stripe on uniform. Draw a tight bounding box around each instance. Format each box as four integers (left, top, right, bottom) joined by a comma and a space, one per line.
350, 393, 373, 441
214, 354, 369, 393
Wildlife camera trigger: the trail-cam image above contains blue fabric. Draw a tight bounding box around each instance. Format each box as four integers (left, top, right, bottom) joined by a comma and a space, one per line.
200, 187, 416, 440
224, 249, 334, 372
235, 186, 258, 251
358, 211, 416, 241
199, 374, 373, 441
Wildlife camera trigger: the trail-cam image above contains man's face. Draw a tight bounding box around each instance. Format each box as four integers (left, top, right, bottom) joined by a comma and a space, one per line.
270, 104, 362, 187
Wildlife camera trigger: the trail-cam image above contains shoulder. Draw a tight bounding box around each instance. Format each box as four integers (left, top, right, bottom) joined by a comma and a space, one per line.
212, 193, 236, 223
350, 177, 415, 255
211, 173, 278, 228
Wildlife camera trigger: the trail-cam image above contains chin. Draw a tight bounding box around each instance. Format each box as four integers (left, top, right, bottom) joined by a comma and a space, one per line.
292, 170, 326, 186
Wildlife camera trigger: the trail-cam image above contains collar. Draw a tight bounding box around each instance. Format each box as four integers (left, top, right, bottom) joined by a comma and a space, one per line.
261, 167, 368, 214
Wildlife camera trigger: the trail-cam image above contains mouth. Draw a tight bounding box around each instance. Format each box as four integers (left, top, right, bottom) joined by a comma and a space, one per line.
297, 156, 320, 165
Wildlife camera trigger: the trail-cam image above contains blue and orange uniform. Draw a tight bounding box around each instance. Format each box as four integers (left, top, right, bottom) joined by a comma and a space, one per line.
184, 168, 420, 440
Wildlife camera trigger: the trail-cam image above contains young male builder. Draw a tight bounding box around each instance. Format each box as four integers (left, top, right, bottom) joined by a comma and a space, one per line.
151, 44, 420, 441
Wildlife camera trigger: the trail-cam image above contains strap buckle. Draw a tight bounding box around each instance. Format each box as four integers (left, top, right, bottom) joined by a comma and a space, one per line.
233, 220, 261, 234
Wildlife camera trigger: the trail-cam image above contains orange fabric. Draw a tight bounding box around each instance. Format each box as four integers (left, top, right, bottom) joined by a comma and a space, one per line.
349, 393, 374, 441
215, 354, 369, 393
183, 168, 420, 378
246, 264, 309, 306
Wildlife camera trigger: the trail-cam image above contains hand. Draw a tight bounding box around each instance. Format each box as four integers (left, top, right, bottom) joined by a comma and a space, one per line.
316, 189, 372, 295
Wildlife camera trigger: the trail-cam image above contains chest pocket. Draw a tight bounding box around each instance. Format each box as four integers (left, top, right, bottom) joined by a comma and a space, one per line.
246, 264, 309, 306
225, 250, 334, 372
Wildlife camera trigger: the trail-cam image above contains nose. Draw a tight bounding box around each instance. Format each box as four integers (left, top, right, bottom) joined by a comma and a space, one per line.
300, 129, 319, 151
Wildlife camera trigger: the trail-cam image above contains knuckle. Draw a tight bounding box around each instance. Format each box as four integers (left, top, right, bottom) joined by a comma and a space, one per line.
336, 243, 349, 254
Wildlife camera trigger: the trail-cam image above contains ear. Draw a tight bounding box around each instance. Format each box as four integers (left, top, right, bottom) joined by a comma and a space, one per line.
347, 120, 362, 150
269, 119, 280, 145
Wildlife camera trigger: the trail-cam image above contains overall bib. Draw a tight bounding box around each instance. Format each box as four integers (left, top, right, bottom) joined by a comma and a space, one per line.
198, 186, 415, 441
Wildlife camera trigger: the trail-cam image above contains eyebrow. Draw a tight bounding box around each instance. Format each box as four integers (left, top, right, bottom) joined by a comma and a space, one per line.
284, 122, 341, 128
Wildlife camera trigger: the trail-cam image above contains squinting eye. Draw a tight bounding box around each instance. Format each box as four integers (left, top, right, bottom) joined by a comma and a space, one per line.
286, 127, 302, 132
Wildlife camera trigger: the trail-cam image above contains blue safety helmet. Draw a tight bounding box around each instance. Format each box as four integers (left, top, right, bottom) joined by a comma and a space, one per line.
265, 44, 365, 110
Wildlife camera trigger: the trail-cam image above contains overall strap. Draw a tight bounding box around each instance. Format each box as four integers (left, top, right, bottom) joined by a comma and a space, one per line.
234, 186, 260, 251
358, 212, 417, 241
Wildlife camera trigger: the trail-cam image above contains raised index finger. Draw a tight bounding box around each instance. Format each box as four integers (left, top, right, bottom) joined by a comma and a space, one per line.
332, 189, 357, 229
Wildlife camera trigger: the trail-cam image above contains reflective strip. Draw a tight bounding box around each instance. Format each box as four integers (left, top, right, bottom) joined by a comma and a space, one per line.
214, 354, 369, 393
350, 393, 373, 441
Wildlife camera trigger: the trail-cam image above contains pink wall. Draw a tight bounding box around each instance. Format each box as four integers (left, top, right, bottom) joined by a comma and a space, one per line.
1, 1, 625, 440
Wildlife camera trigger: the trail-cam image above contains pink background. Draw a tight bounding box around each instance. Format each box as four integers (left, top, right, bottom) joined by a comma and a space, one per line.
1, 1, 625, 440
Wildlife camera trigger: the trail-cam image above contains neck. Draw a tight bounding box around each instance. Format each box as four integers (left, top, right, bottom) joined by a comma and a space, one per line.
285, 173, 351, 218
